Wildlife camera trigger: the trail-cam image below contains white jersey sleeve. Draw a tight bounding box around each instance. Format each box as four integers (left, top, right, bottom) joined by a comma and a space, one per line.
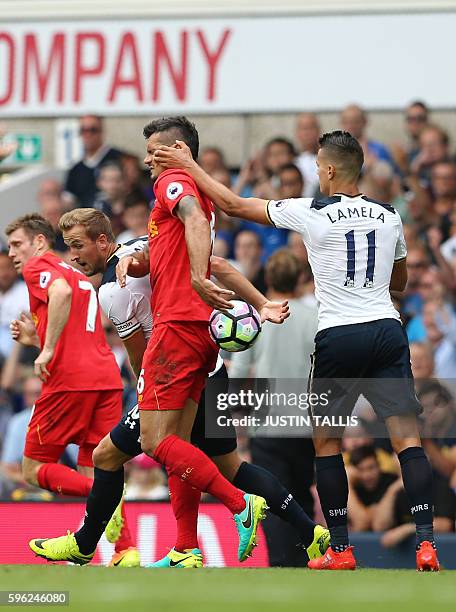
266, 198, 314, 232
395, 218, 407, 261
99, 281, 150, 340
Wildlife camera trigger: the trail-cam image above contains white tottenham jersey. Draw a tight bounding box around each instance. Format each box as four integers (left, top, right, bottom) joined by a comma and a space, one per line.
98, 236, 223, 375
267, 194, 407, 332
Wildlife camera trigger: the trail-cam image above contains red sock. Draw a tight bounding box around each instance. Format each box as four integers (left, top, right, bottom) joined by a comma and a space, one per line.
114, 504, 135, 553
168, 472, 200, 551
154, 435, 245, 514
37, 463, 93, 497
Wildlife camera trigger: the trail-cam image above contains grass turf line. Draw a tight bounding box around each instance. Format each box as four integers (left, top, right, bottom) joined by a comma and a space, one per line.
0, 566, 455, 612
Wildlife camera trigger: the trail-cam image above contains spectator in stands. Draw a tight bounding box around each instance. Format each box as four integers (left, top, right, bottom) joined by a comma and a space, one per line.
294, 113, 321, 197
410, 124, 451, 185
93, 162, 128, 236
124, 454, 168, 501
0, 376, 41, 494
340, 104, 394, 170
429, 161, 456, 230
116, 193, 150, 243
347, 445, 399, 532
402, 245, 430, 320
0, 252, 29, 360
233, 230, 266, 293
64, 115, 123, 207
404, 101, 430, 165
360, 161, 408, 220
39, 196, 67, 253
422, 299, 456, 379
198, 146, 228, 176
410, 342, 436, 385
229, 249, 318, 566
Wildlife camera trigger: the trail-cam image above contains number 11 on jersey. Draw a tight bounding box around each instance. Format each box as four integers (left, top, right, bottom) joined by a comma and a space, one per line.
344, 230, 376, 288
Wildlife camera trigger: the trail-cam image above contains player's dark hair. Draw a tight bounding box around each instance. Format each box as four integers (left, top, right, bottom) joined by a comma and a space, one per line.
265, 137, 297, 157
319, 130, 364, 180
143, 116, 199, 159
5, 213, 55, 248
350, 444, 378, 467
265, 248, 301, 293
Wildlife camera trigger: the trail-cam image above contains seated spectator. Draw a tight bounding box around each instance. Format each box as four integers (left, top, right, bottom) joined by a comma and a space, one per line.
294, 112, 321, 197
360, 161, 408, 221
340, 104, 394, 170
232, 230, 266, 293
410, 124, 451, 186
0, 252, 29, 360
93, 162, 128, 235
0, 376, 41, 495
347, 445, 399, 532
116, 193, 150, 243
199, 146, 228, 176
429, 161, 456, 224
64, 115, 123, 207
422, 299, 456, 380
39, 196, 67, 253
391, 101, 429, 174
410, 342, 436, 390
402, 246, 430, 320
125, 454, 168, 501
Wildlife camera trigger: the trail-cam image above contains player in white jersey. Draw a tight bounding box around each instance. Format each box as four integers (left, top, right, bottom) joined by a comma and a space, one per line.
153, 130, 440, 572
29, 208, 331, 568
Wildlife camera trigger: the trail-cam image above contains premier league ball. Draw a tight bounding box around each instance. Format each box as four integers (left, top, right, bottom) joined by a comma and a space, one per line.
209, 300, 261, 352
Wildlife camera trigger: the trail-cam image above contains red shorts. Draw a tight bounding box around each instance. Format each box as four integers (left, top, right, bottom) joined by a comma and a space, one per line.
138, 322, 218, 411
24, 389, 122, 466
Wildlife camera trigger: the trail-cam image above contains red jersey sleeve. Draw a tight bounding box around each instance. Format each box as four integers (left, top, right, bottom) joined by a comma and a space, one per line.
22, 257, 65, 304
155, 170, 200, 215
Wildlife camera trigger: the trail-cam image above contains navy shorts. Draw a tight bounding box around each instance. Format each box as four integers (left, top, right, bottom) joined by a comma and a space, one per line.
309, 319, 422, 422
110, 364, 237, 457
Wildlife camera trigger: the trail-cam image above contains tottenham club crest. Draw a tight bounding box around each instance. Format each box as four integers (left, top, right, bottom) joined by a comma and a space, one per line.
166, 182, 184, 200
273, 200, 288, 211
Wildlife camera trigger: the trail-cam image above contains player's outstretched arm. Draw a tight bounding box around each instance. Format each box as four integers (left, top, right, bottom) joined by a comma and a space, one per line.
154, 141, 271, 225
116, 244, 150, 288
35, 278, 72, 381
211, 256, 289, 324
177, 196, 235, 310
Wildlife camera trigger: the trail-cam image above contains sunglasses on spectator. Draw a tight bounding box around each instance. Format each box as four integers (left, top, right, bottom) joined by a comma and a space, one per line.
406, 115, 427, 123
80, 126, 101, 134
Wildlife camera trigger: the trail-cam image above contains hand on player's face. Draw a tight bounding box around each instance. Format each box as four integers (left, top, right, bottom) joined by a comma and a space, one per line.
192, 277, 235, 310
153, 140, 193, 170
259, 300, 290, 324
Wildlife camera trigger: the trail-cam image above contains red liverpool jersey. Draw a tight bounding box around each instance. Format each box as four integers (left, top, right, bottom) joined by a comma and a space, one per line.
23, 252, 123, 394
149, 169, 215, 325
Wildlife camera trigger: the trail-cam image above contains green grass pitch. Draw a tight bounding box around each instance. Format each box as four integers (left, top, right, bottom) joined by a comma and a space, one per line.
0, 566, 455, 612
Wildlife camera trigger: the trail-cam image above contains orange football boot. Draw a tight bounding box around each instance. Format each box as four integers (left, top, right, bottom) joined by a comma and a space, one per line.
307, 546, 356, 570
416, 541, 440, 572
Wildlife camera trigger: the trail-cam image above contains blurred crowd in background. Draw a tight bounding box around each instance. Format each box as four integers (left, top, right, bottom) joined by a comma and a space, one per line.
1, 101, 456, 565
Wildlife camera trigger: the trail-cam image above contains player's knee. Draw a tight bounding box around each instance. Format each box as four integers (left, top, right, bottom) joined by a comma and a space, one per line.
92, 436, 125, 471
22, 459, 41, 487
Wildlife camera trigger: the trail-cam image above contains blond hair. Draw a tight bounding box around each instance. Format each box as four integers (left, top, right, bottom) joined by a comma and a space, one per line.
59, 208, 115, 242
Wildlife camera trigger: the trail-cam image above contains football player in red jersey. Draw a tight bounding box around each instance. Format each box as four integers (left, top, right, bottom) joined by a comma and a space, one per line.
6, 214, 137, 566
117, 117, 268, 563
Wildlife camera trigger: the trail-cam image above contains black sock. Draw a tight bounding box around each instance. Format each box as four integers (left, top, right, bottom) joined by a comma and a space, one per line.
316, 454, 349, 551
75, 467, 125, 555
398, 447, 434, 548
233, 462, 316, 546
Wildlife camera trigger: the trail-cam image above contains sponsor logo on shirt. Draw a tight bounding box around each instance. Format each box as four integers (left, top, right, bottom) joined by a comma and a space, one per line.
39, 271, 51, 288
148, 219, 158, 239
166, 182, 184, 200
273, 199, 288, 211
31, 312, 39, 327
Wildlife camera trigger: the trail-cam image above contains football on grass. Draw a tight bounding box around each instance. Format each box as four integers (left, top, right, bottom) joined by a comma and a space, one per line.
209, 300, 261, 352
